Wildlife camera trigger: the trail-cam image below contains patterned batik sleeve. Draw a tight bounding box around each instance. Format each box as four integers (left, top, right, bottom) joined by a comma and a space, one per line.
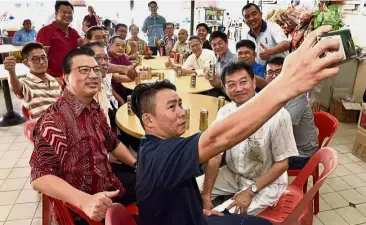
30, 114, 66, 182
99, 110, 120, 152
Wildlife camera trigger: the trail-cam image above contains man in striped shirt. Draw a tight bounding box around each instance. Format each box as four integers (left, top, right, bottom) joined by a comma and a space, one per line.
3, 42, 61, 119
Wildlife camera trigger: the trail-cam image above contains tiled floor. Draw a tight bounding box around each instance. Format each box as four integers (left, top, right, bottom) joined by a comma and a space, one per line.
0, 88, 365, 225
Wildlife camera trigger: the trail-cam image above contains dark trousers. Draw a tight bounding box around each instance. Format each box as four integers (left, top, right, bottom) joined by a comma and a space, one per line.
149, 46, 158, 55
288, 156, 310, 170
75, 164, 137, 225
204, 214, 271, 225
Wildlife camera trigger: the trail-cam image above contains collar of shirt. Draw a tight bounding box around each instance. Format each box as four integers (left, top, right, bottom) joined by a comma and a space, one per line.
26, 73, 56, 83
248, 20, 267, 39
63, 88, 100, 117
149, 14, 161, 19
217, 50, 235, 63
164, 35, 177, 42
50, 21, 71, 33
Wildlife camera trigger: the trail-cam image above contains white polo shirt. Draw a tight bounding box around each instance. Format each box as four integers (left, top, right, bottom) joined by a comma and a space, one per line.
182, 49, 216, 74
242, 20, 290, 65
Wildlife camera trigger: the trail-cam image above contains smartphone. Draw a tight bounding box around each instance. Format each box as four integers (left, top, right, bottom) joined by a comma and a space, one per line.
318, 29, 357, 65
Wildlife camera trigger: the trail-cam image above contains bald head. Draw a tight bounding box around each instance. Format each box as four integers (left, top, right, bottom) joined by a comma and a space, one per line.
178, 29, 188, 43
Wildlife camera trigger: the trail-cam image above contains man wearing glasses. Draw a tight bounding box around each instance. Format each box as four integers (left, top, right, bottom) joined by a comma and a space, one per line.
264, 56, 318, 170
197, 61, 298, 216
30, 48, 137, 225
3, 42, 61, 119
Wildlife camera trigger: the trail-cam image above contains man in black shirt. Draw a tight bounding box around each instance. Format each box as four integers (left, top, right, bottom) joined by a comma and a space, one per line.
131, 25, 344, 225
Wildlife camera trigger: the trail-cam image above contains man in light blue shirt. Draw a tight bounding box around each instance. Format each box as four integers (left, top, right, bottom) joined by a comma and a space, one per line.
12, 19, 37, 46
141, 1, 166, 55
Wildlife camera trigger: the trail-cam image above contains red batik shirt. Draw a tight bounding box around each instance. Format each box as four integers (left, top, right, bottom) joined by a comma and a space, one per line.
30, 88, 125, 223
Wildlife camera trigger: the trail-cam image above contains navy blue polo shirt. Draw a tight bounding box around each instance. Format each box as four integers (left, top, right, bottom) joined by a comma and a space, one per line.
136, 133, 205, 225
136, 133, 272, 225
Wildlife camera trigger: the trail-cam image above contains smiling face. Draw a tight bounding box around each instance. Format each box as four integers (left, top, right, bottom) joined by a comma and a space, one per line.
56, 5, 73, 26
109, 38, 126, 56
196, 26, 208, 41
90, 46, 109, 78
237, 46, 256, 66
224, 70, 256, 106
211, 37, 228, 57
165, 24, 174, 37
90, 30, 106, 45
144, 89, 186, 138
66, 55, 101, 99
24, 48, 48, 75
178, 29, 188, 43
115, 26, 128, 40
130, 25, 139, 37
189, 39, 202, 56
243, 5, 262, 31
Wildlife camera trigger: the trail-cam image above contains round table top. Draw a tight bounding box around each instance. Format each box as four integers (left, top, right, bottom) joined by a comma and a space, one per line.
141, 55, 169, 70
123, 69, 213, 93
0, 45, 23, 54
0, 63, 29, 80
116, 93, 227, 139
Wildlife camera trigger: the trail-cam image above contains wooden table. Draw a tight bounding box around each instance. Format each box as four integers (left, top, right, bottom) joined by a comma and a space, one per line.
141, 55, 169, 70
116, 93, 225, 139
123, 69, 213, 94
0, 63, 28, 126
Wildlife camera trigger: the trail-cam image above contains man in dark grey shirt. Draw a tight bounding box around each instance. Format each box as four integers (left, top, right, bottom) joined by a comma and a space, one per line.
264, 56, 318, 169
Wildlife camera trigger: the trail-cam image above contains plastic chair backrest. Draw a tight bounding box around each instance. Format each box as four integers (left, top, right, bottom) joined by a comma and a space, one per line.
313, 112, 339, 149
23, 120, 37, 144
285, 147, 338, 225
49, 197, 102, 225
105, 203, 137, 225
22, 106, 30, 120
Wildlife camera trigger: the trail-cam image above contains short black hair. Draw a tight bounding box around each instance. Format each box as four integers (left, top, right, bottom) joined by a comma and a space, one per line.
109, 35, 125, 45
189, 36, 202, 42
82, 42, 105, 51
101, 26, 109, 31
129, 24, 139, 32
131, 80, 176, 128
86, 26, 103, 40
209, 31, 227, 43
55, 1, 74, 12
196, 23, 209, 32
148, 1, 157, 7
62, 48, 95, 75
21, 42, 45, 58
103, 19, 111, 27
164, 22, 174, 30
236, 40, 256, 52
23, 19, 31, 25
115, 23, 128, 32
242, 3, 261, 15
221, 61, 255, 87
264, 56, 285, 71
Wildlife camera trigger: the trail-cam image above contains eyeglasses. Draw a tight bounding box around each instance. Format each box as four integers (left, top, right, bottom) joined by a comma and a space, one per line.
28, 55, 48, 64
265, 69, 282, 78
94, 56, 110, 63
71, 66, 101, 75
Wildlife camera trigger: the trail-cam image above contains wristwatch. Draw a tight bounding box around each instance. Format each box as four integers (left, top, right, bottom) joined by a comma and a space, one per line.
250, 184, 258, 194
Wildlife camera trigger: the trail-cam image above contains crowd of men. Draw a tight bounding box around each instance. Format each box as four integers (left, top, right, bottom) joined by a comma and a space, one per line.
2, 1, 345, 225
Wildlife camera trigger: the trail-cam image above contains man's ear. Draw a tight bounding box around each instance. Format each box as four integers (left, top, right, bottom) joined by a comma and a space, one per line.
142, 113, 154, 129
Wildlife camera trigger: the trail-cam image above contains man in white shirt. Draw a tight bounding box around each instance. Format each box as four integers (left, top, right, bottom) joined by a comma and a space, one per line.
196, 61, 298, 215
241, 3, 290, 65
165, 36, 216, 76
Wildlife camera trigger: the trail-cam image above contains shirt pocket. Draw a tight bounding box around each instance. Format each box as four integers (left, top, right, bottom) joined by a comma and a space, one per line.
247, 128, 265, 163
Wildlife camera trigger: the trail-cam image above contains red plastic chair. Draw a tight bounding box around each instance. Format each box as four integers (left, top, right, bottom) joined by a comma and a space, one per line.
22, 106, 30, 120
105, 203, 137, 225
287, 111, 338, 215
42, 194, 138, 225
258, 147, 338, 225
23, 119, 37, 143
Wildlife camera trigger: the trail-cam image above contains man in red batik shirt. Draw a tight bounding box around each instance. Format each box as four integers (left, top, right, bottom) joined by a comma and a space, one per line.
36, 1, 81, 78
30, 48, 137, 225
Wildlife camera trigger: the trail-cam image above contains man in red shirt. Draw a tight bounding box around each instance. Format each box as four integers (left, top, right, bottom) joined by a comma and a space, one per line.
36, 1, 81, 77
30, 48, 137, 225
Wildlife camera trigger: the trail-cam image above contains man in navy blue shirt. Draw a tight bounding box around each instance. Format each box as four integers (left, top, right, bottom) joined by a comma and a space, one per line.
130, 25, 344, 225
236, 40, 267, 92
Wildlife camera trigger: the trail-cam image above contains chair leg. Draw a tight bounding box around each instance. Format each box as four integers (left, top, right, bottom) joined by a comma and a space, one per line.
42, 194, 52, 225
313, 167, 320, 215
